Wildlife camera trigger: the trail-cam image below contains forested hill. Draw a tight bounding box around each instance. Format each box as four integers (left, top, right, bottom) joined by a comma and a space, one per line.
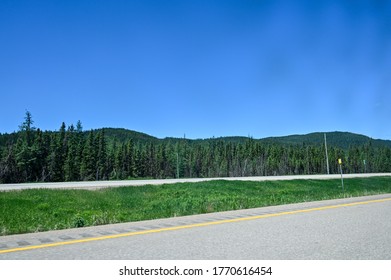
104, 129, 391, 149
1, 113, 391, 183
1, 128, 390, 149
103, 128, 159, 144
259, 132, 391, 149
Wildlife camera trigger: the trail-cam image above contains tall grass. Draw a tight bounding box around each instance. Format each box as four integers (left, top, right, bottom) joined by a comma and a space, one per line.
1, 177, 390, 235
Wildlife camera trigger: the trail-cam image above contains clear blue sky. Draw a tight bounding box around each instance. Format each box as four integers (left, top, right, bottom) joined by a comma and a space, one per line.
1, 0, 390, 140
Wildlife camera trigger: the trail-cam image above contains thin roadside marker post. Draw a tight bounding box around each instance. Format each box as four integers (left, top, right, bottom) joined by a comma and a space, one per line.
324, 133, 330, 175
176, 152, 179, 179
338, 158, 344, 192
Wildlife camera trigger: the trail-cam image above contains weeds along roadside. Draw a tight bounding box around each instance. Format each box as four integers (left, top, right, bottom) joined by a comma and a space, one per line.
0, 177, 390, 235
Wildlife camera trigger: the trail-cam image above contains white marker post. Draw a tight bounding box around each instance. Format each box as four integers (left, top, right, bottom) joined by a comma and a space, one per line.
338, 158, 344, 192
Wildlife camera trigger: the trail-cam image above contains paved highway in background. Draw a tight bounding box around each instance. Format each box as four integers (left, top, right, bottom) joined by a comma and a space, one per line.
1, 193, 390, 259
1, 173, 390, 191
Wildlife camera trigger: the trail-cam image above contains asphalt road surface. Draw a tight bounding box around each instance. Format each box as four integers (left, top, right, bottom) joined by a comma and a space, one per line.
1, 193, 390, 260
1, 173, 390, 191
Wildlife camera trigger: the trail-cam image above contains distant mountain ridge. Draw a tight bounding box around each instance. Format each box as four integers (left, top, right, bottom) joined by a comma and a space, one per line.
101, 128, 159, 144
1, 128, 390, 150
100, 128, 391, 149
259, 132, 391, 149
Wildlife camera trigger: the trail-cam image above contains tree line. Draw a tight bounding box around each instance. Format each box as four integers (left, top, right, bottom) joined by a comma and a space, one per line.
1, 112, 390, 183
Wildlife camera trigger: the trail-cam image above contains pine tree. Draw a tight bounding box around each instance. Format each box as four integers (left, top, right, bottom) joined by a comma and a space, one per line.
96, 129, 107, 180
125, 139, 135, 178
13, 111, 38, 182
19, 110, 35, 147
31, 129, 49, 181
80, 130, 96, 181
65, 125, 79, 181
49, 122, 67, 182
75, 120, 84, 180
0, 145, 18, 183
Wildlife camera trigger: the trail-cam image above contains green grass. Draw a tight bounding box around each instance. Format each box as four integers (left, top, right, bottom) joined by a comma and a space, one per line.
1, 177, 391, 236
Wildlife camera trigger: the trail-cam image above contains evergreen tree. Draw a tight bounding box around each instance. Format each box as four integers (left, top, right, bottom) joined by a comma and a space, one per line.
80, 130, 96, 181
31, 129, 49, 181
14, 111, 37, 182
0, 145, 18, 183
65, 125, 79, 181
49, 122, 67, 182
75, 120, 84, 180
96, 129, 108, 180
19, 110, 35, 147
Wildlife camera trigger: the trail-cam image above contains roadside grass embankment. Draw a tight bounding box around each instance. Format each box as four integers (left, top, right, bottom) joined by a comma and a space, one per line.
1, 177, 391, 235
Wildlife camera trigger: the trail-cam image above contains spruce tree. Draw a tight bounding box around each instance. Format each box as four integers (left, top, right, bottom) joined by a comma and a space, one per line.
13, 111, 38, 182
49, 122, 67, 182
80, 130, 96, 181
96, 129, 107, 180
0, 145, 18, 183
65, 125, 79, 181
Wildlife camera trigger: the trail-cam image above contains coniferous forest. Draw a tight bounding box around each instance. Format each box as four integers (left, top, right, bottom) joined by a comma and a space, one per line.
1, 112, 391, 184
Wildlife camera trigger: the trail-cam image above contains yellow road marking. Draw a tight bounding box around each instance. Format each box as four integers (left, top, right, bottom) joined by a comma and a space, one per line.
1, 197, 391, 255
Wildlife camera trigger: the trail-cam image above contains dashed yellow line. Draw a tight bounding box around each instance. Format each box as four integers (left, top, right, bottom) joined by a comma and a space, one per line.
1, 197, 391, 255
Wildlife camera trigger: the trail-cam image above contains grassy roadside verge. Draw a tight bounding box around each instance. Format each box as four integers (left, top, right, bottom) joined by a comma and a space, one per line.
1, 177, 391, 236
